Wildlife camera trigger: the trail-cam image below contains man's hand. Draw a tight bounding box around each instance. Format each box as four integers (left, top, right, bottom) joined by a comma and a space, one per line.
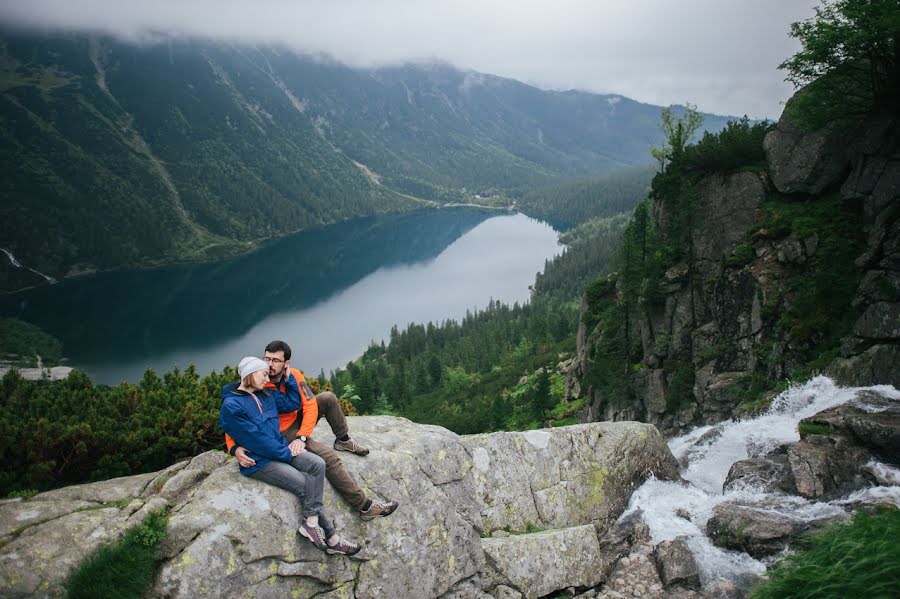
288, 438, 306, 456
235, 446, 256, 468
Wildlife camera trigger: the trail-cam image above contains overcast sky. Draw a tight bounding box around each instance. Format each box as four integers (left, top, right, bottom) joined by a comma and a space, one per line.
0, 0, 817, 119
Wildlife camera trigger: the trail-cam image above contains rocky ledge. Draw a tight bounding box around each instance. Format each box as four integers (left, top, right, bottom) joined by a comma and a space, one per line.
0, 417, 679, 599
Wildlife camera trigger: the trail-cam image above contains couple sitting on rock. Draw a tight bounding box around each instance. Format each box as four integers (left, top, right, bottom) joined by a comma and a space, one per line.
219, 340, 398, 556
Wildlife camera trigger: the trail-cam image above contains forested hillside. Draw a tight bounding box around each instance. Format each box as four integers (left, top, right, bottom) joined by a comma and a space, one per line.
326, 177, 642, 433
0, 29, 730, 289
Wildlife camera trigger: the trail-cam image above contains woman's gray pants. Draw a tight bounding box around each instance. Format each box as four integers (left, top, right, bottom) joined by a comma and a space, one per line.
250, 452, 335, 539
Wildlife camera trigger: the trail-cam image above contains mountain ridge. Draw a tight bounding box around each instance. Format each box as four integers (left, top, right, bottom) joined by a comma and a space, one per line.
0, 29, 732, 291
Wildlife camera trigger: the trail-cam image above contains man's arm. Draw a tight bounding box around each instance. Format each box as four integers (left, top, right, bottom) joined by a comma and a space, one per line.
294, 369, 320, 439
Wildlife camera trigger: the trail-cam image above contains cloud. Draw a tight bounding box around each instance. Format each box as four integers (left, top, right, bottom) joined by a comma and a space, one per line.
0, 0, 816, 118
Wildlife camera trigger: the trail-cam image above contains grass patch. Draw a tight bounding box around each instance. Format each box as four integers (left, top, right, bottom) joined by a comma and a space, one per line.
5, 488, 39, 499
725, 242, 754, 268
798, 422, 837, 436
750, 508, 900, 599
64, 510, 168, 599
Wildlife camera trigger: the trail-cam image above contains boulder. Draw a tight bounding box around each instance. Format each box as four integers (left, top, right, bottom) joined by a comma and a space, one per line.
799, 390, 900, 462
481, 525, 604, 598
464, 423, 678, 534
763, 106, 850, 195
652, 538, 700, 589
0, 417, 679, 599
707, 503, 806, 558
787, 434, 871, 499
722, 456, 796, 495
829, 344, 900, 389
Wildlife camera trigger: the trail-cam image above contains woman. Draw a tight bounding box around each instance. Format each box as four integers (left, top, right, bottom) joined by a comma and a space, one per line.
220, 356, 360, 555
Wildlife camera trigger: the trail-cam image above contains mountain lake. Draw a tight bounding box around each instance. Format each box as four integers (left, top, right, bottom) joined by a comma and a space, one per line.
0, 208, 562, 384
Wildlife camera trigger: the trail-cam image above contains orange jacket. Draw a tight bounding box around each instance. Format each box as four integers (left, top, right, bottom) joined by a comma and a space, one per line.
225, 367, 319, 455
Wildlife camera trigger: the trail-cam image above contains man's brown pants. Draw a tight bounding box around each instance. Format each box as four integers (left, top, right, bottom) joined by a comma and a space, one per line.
282, 391, 368, 511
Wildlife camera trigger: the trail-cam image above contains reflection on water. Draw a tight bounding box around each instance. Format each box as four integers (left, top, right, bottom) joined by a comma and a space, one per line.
1, 208, 561, 383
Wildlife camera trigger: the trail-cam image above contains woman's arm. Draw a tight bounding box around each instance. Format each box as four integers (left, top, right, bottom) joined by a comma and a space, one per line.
220, 398, 292, 462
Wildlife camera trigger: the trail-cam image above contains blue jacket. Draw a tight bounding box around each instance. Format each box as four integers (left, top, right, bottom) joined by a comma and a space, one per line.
219, 373, 301, 476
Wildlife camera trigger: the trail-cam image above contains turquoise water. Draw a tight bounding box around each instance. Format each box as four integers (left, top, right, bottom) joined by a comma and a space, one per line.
2, 208, 561, 383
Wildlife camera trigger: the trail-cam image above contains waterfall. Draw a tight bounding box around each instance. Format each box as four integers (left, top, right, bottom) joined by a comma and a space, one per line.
622, 376, 900, 589
0, 247, 57, 284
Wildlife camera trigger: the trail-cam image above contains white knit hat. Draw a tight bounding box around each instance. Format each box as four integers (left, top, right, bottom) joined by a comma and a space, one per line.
238, 356, 268, 380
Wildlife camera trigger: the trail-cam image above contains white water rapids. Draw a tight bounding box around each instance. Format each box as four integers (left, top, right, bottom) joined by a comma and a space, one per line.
621, 376, 900, 589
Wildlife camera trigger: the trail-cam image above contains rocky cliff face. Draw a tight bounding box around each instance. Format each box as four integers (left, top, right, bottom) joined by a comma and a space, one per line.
0, 416, 678, 599
566, 101, 899, 435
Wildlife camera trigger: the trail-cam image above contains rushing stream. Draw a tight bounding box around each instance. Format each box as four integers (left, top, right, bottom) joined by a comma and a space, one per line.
622, 376, 900, 589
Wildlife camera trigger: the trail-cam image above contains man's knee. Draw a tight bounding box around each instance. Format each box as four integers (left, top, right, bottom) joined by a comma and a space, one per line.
316, 391, 339, 409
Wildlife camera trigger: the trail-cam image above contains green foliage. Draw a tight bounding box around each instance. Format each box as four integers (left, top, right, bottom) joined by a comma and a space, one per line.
0, 365, 235, 496
534, 213, 630, 306
664, 363, 695, 412
64, 509, 169, 599
650, 104, 703, 171
779, 0, 900, 126
724, 242, 755, 268
682, 118, 774, 175
761, 194, 866, 353
0, 318, 63, 366
0, 33, 735, 292
5, 488, 38, 499
750, 509, 900, 599
798, 422, 838, 436
517, 166, 654, 225
327, 204, 631, 434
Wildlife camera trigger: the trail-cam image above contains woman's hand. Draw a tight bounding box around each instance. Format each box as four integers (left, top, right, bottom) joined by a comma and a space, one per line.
235, 446, 256, 468
288, 438, 306, 456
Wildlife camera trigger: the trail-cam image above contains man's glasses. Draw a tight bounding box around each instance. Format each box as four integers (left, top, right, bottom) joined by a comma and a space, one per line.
263, 357, 285, 364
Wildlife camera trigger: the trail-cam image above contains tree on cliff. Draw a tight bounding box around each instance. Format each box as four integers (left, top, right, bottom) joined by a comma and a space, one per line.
780, 0, 900, 122
650, 104, 703, 171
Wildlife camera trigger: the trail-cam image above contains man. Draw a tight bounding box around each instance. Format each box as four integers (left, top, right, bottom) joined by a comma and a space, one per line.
226, 340, 398, 520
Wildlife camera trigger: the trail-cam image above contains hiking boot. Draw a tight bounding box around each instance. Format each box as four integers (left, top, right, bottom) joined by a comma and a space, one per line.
325, 536, 362, 556
360, 499, 399, 521
334, 437, 370, 456
298, 521, 327, 550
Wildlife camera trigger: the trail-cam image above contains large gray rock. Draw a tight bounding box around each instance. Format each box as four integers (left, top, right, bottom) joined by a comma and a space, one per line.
652, 538, 700, 589
787, 434, 871, 499
830, 344, 900, 388
465, 423, 678, 534
799, 390, 900, 462
707, 503, 806, 558
481, 525, 604, 598
763, 108, 850, 195
0, 417, 678, 599
692, 172, 767, 280
722, 456, 796, 495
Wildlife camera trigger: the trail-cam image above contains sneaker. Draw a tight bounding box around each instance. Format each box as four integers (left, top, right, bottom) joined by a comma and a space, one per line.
360, 499, 399, 521
298, 521, 327, 550
334, 437, 370, 456
325, 536, 362, 556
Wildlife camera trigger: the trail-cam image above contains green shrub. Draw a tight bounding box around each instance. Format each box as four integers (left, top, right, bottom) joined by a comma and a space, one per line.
751, 509, 900, 599
725, 242, 754, 268
664, 363, 695, 412
683, 117, 774, 175
64, 510, 169, 599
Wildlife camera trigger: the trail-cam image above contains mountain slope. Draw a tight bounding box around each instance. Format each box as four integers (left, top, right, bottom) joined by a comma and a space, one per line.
0, 30, 732, 287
